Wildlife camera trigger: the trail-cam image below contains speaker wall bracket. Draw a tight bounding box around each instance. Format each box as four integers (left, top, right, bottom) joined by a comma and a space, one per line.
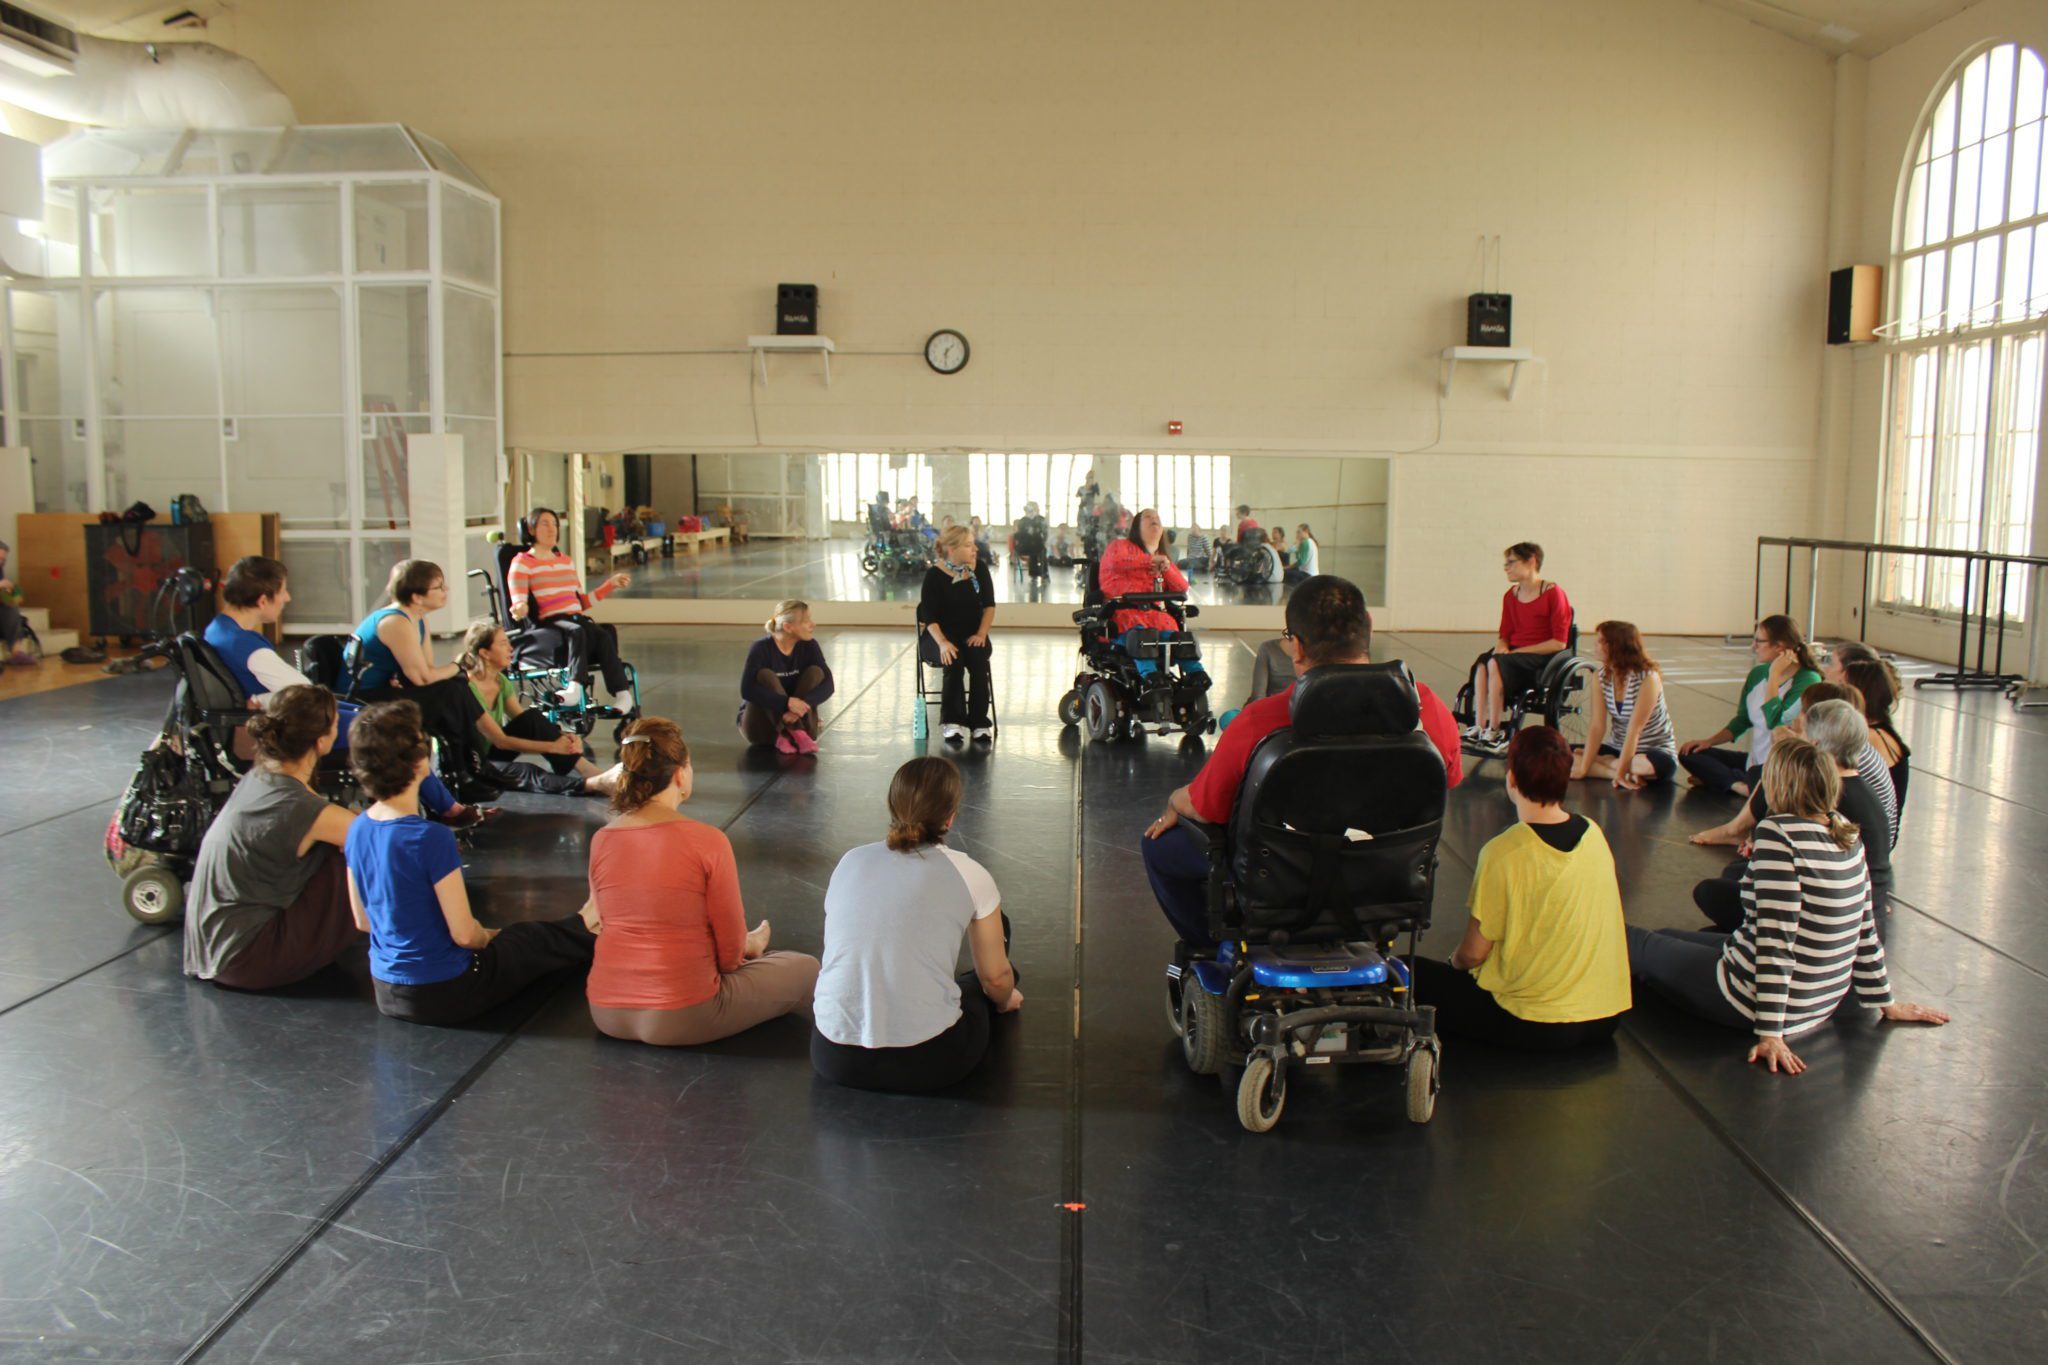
1440, 346, 1535, 400
747, 334, 835, 387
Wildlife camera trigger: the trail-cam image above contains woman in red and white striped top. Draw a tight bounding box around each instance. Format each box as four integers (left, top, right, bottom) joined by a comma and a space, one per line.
508, 507, 633, 707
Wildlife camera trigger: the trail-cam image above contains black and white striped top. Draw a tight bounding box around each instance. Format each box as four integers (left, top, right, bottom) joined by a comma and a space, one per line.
1600, 667, 1677, 756
1855, 744, 1899, 848
1717, 815, 1894, 1037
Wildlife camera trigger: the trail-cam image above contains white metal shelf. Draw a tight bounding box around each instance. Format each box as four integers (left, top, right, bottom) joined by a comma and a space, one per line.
747, 334, 835, 386
1440, 345, 1536, 400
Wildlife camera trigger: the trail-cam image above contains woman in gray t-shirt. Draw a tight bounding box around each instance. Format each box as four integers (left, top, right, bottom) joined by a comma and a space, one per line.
811, 757, 1021, 1093
182, 687, 362, 989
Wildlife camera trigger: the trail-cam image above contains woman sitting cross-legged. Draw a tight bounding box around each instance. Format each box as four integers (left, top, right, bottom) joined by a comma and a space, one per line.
458, 621, 621, 797
1572, 620, 1679, 789
739, 599, 835, 754
1677, 613, 1821, 799
183, 685, 364, 990
1628, 736, 1949, 1076
344, 701, 597, 1027
811, 756, 1022, 1093
587, 718, 819, 1046
1412, 728, 1631, 1050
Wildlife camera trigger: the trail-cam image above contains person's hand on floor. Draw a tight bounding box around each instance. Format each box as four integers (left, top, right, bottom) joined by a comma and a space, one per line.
1748, 1036, 1805, 1075
1614, 768, 1644, 791
1881, 1003, 1951, 1025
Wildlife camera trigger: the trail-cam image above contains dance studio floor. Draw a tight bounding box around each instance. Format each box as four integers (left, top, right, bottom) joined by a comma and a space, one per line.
608, 536, 1389, 607
0, 628, 2038, 1363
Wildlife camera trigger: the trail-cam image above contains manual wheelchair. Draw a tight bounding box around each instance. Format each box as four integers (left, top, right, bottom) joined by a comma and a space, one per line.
1057, 562, 1213, 743
1166, 662, 1446, 1132
466, 533, 643, 744
1450, 615, 1599, 752
1212, 537, 1282, 589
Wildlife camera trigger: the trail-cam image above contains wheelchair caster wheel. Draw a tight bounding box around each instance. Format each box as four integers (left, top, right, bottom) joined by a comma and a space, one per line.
1405, 1043, 1440, 1124
122, 864, 184, 925
1237, 1053, 1287, 1133
1179, 977, 1225, 1076
1058, 688, 1085, 729
1165, 964, 1186, 1039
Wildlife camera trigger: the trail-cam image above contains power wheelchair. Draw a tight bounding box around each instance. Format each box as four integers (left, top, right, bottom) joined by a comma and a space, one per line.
1166, 662, 1446, 1132
859, 504, 933, 577
1057, 559, 1214, 743
1449, 614, 1599, 753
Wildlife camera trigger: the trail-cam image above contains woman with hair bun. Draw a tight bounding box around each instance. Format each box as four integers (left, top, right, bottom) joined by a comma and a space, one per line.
1828, 642, 1911, 814
183, 686, 364, 990
585, 718, 818, 1046
811, 756, 1021, 1093
738, 600, 834, 753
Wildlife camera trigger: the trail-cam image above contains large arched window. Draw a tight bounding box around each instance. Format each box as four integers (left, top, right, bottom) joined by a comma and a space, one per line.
1881, 42, 2047, 617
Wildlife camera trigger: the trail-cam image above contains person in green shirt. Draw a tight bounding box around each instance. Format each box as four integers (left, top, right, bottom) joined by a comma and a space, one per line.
458, 621, 621, 797
1678, 615, 1824, 799
1284, 524, 1320, 584
1412, 727, 1631, 1050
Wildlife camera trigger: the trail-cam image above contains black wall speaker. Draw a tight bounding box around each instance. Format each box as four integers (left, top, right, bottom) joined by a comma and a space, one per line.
1828, 265, 1881, 345
1467, 293, 1512, 347
776, 283, 818, 335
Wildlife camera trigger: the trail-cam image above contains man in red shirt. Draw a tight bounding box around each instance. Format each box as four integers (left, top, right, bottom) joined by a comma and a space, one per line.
1140, 575, 1463, 948
1469, 541, 1571, 756
1233, 504, 1260, 543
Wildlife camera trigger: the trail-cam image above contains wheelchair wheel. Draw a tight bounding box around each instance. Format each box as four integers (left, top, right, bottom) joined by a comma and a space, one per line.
1542, 659, 1601, 751
860, 549, 880, 575
1058, 687, 1085, 729
1165, 965, 1186, 1039
1237, 1053, 1287, 1133
1083, 679, 1120, 744
1405, 1042, 1440, 1124
1180, 979, 1225, 1076
122, 865, 184, 925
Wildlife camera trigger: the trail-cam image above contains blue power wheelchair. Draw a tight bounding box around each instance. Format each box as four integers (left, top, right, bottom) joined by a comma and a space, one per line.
1166, 662, 1446, 1131
859, 502, 933, 577
1057, 561, 1214, 743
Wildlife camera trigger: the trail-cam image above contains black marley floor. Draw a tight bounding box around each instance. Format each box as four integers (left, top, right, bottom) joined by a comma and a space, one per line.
0, 626, 2039, 1363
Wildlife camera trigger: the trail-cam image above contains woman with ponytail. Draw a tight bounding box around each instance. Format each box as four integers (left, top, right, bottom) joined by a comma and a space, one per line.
738, 600, 834, 753
459, 621, 622, 796
811, 756, 1021, 1093
585, 718, 818, 1046
184, 686, 363, 990
1627, 736, 1949, 1076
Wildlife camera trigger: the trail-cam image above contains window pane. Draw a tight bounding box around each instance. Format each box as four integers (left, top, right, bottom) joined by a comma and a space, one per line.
1972, 237, 2001, 319
355, 182, 429, 273
89, 186, 211, 277
440, 184, 496, 288
443, 286, 497, 417
1953, 142, 1981, 235
2006, 227, 2037, 322
1922, 248, 1947, 324
1980, 132, 2010, 227
1926, 154, 1953, 244
1932, 84, 1959, 157
2013, 121, 2043, 221
359, 285, 430, 413
1986, 44, 2016, 138
219, 185, 341, 276
219, 287, 343, 417
2019, 49, 2047, 126
1961, 52, 1989, 147
1904, 161, 1929, 250
229, 417, 349, 525
1946, 243, 1974, 324
1898, 254, 1924, 333
97, 288, 216, 417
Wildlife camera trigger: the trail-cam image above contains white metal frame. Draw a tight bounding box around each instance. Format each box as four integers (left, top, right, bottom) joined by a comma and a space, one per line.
0, 125, 504, 631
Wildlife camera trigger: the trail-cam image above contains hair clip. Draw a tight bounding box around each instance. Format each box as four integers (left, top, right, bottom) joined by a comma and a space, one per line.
620, 735, 649, 746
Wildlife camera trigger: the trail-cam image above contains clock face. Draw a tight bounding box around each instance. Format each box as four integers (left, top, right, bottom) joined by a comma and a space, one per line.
925, 329, 970, 374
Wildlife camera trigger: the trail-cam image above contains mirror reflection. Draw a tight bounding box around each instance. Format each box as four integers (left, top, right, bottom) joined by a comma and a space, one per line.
563, 451, 1389, 606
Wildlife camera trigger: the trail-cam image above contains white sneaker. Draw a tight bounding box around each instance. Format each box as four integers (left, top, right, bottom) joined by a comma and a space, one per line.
556, 680, 584, 707
940, 724, 967, 743
972, 727, 995, 743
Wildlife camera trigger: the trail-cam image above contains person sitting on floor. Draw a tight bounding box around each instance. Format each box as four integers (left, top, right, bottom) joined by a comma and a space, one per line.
350, 558, 497, 802
457, 621, 621, 797
1830, 642, 1911, 815
1466, 541, 1571, 756
1628, 735, 1948, 1075
1690, 680, 1895, 850
1141, 574, 1463, 949
1692, 698, 1896, 940
1413, 728, 1630, 1050
1177, 523, 1211, 575
507, 506, 633, 712
1284, 524, 1320, 583
918, 526, 997, 745
587, 718, 819, 1046
1050, 523, 1078, 564
182, 686, 363, 990
1677, 613, 1821, 799
0, 537, 37, 666
344, 701, 596, 1027
208, 554, 484, 826
1571, 619, 1678, 789
739, 599, 834, 754
1097, 507, 1208, 694
811, 756, 1021, 1093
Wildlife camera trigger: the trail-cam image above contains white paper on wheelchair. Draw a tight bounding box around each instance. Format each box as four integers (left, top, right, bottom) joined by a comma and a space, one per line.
1279, 820, 1376, 841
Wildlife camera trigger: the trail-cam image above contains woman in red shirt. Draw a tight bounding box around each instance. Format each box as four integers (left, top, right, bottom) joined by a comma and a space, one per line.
1470, 541, 1571, 755
1098, 508, 1209, 691
585, 717, 818, 1045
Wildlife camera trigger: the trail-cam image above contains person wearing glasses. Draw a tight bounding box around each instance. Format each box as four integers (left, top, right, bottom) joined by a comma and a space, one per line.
1678, 614, 1823, 799
1466, 542, 1571, 757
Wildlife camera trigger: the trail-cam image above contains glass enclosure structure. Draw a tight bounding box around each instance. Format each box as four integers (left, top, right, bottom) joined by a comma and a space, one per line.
2, 125, 503, 629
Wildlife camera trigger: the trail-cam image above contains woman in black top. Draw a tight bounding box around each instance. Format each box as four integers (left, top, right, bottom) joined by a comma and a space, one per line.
1832, 643, 1911, 815
918, 526, 996, 743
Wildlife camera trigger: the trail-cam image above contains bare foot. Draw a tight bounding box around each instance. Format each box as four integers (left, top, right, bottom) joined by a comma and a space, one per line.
1690, 823, 1744, 846
585, 762, 624, 796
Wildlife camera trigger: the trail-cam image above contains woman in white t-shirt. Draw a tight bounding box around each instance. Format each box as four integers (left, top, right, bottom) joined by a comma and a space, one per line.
811, 756, 1022, 1092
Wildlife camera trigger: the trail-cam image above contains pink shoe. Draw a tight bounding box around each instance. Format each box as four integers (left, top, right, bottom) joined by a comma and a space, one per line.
774, 731, 799, 755
788, 728, 818, 755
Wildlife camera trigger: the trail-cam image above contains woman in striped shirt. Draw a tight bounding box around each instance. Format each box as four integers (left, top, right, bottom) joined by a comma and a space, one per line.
508, 507, 633, 708
1627, 737, 1948, 1074
1572, 620, 1677, 789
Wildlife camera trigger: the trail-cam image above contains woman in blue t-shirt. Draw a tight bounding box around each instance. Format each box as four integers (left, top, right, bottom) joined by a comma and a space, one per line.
344, 701, 596, 1026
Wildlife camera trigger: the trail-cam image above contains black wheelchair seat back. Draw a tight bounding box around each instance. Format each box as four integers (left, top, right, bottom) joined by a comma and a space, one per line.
175, 633, 249, 719
1227, 662, 1447, 939
297, 635, 352, 692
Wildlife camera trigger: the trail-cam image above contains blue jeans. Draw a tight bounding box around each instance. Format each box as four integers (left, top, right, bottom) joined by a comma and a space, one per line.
1142, 824, 1214, 947
1119, 628, 1206, 680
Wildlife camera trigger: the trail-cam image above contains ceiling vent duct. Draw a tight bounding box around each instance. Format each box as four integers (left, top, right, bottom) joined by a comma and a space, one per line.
0, 3, 78, 78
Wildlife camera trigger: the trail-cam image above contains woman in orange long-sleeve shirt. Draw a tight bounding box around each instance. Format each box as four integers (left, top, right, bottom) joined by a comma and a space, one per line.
585, 717, 817, 1045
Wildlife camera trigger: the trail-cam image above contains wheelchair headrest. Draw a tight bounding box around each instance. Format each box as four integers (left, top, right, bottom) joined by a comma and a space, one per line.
1289, 662, 1421, 740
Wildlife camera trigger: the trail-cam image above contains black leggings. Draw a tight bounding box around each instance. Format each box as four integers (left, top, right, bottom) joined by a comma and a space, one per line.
495, 707, 583, 775
1411, 958, 1621, 1052
1680, 747, 1759, 795
921, 633, 992, 728
529, 615, 629, 695
811, 972, 995, 1093
373, 914, 596, 1026
356, 676, 487, 781
0, 600, 23, 649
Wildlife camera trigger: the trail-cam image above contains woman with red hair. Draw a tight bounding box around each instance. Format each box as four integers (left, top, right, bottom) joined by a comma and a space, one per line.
1572, 620, 1678, 789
